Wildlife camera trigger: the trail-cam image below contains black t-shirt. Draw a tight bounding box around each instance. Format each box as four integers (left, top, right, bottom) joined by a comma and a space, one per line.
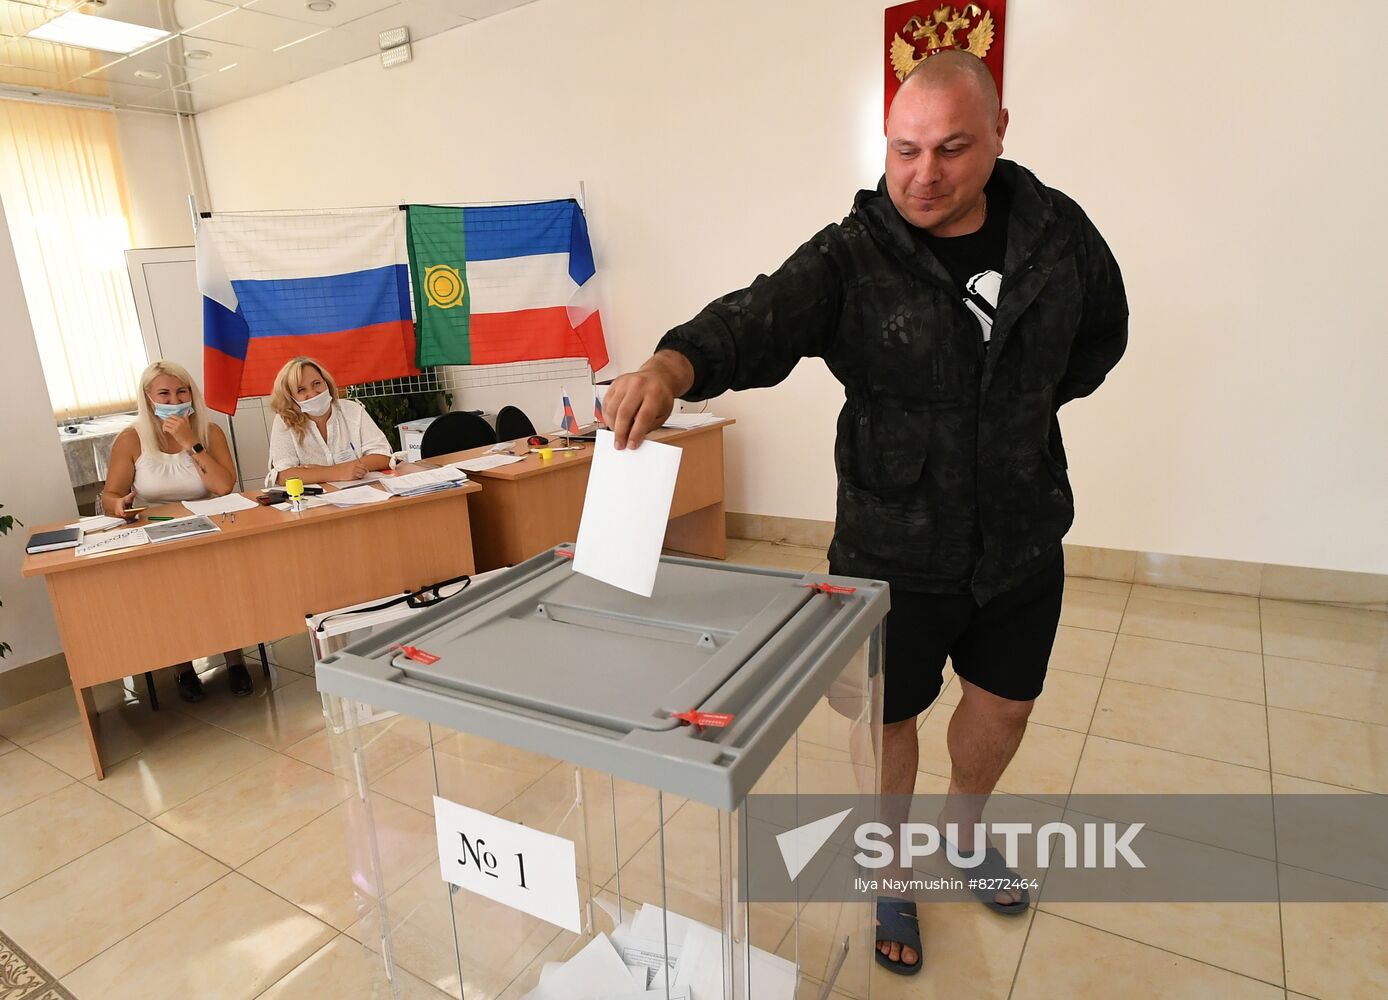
916, 174, 1010, 356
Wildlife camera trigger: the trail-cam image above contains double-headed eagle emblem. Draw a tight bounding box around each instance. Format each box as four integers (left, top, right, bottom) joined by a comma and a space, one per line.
890, 3, 996, 81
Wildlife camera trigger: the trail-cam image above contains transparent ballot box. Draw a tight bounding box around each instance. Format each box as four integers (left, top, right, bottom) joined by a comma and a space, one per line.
316, 546, 887, 999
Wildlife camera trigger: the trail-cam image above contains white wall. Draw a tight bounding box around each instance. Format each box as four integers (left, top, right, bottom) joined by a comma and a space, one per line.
0, 194, 80, 670
194, 0, 1388, 575
114, 110, 195, 248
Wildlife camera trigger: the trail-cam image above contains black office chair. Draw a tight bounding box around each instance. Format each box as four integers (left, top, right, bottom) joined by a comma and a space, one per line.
495, 405, 537, 442
420, 411, 497, 459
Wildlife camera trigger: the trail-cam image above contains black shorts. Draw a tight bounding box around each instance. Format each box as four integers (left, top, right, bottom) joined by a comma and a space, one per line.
876, 554, 1065, 724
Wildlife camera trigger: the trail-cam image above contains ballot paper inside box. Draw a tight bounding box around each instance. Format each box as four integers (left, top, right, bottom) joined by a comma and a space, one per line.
314, 545, 887, 1000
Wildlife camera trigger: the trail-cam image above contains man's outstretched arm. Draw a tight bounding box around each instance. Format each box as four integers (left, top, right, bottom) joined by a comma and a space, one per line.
606, 227, 845, 448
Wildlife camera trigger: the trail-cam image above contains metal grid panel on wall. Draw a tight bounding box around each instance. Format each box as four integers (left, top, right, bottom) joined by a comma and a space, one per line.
346, 358, 592, 400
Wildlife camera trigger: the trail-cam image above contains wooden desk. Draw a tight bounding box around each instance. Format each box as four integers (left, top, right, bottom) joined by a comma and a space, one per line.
431, 420, 735, 573
23, 479, 480, 779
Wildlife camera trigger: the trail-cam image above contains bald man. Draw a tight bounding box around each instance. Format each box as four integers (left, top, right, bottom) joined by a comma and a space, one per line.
606, 51, 1127, 976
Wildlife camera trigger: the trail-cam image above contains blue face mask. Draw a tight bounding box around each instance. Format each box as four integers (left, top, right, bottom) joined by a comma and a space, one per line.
152, 401, 194, 420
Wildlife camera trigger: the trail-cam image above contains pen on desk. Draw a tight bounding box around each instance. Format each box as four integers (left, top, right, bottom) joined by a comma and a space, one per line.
230, 512, 236, 525
148, 516, 174, 521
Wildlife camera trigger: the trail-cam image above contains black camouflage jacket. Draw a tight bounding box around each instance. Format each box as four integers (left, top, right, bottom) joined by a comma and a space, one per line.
657, 159, 1128, 603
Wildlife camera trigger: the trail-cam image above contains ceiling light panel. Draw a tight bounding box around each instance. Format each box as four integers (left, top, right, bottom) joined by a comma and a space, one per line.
27, 11, 169, 54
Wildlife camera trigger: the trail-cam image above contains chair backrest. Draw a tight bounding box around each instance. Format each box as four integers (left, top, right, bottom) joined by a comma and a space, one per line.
495, 405, 538, 442
419, 411, 497, 459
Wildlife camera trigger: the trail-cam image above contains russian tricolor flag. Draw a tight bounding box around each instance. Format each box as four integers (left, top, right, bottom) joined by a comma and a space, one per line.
407, 201, 608, 373
560, 388, 579, 433
197, 208, 418, 414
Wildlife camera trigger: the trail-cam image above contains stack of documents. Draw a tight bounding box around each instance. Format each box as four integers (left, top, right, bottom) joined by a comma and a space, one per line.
661, 413, 722, 429
326, 471, 393, 489
381, 467, 468, 497
522, 903, 794, 1000
450, 454, 525, 473
321, 486, 393, 507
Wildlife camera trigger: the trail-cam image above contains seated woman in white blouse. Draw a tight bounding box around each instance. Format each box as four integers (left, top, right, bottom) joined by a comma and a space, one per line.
265, 357, 393, 487
101, 361, 253, 703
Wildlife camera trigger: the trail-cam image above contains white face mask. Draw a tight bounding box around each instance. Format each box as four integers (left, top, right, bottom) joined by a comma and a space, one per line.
298, 389, 332, 417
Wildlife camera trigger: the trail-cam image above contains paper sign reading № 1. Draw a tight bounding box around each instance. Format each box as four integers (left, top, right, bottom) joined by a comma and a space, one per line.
573, 430, 682, 597
434, 796, 581, 933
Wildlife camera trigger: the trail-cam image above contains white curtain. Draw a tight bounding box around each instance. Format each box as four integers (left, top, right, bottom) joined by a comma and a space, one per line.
0, 98, 147, 418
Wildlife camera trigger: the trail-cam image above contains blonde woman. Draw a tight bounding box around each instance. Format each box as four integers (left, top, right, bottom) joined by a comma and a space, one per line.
265, 357, 392, 487
102, 361, 252, 701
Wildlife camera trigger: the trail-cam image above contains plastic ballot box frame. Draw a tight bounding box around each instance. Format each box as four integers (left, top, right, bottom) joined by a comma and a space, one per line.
315, 545, 887, 1000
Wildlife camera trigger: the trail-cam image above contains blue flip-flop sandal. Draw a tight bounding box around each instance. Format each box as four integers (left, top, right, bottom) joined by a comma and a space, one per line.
875, 896, 923, 976
947, 843, 1031, 915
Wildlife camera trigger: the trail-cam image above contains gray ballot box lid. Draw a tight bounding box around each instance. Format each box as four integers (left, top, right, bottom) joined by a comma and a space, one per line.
315, 545, 889, 810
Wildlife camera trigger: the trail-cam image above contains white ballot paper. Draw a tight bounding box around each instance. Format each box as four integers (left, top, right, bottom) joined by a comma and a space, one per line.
521, 933, 635, 1000
573, 430, 681, 597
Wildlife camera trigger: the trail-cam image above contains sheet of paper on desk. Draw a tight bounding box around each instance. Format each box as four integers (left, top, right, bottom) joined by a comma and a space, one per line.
322, 486, 393, 506
180, 493, 260, 516
661, 413, 721, 429
450, 454, 525, 472
573, 430, 681, 597
74, 526, 149, 557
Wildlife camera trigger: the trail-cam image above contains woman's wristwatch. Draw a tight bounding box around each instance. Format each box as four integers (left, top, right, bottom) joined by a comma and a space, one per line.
188, 442, 205, 455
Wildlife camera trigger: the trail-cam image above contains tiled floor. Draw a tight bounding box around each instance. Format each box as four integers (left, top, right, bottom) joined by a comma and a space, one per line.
0, 536, 1383, 999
